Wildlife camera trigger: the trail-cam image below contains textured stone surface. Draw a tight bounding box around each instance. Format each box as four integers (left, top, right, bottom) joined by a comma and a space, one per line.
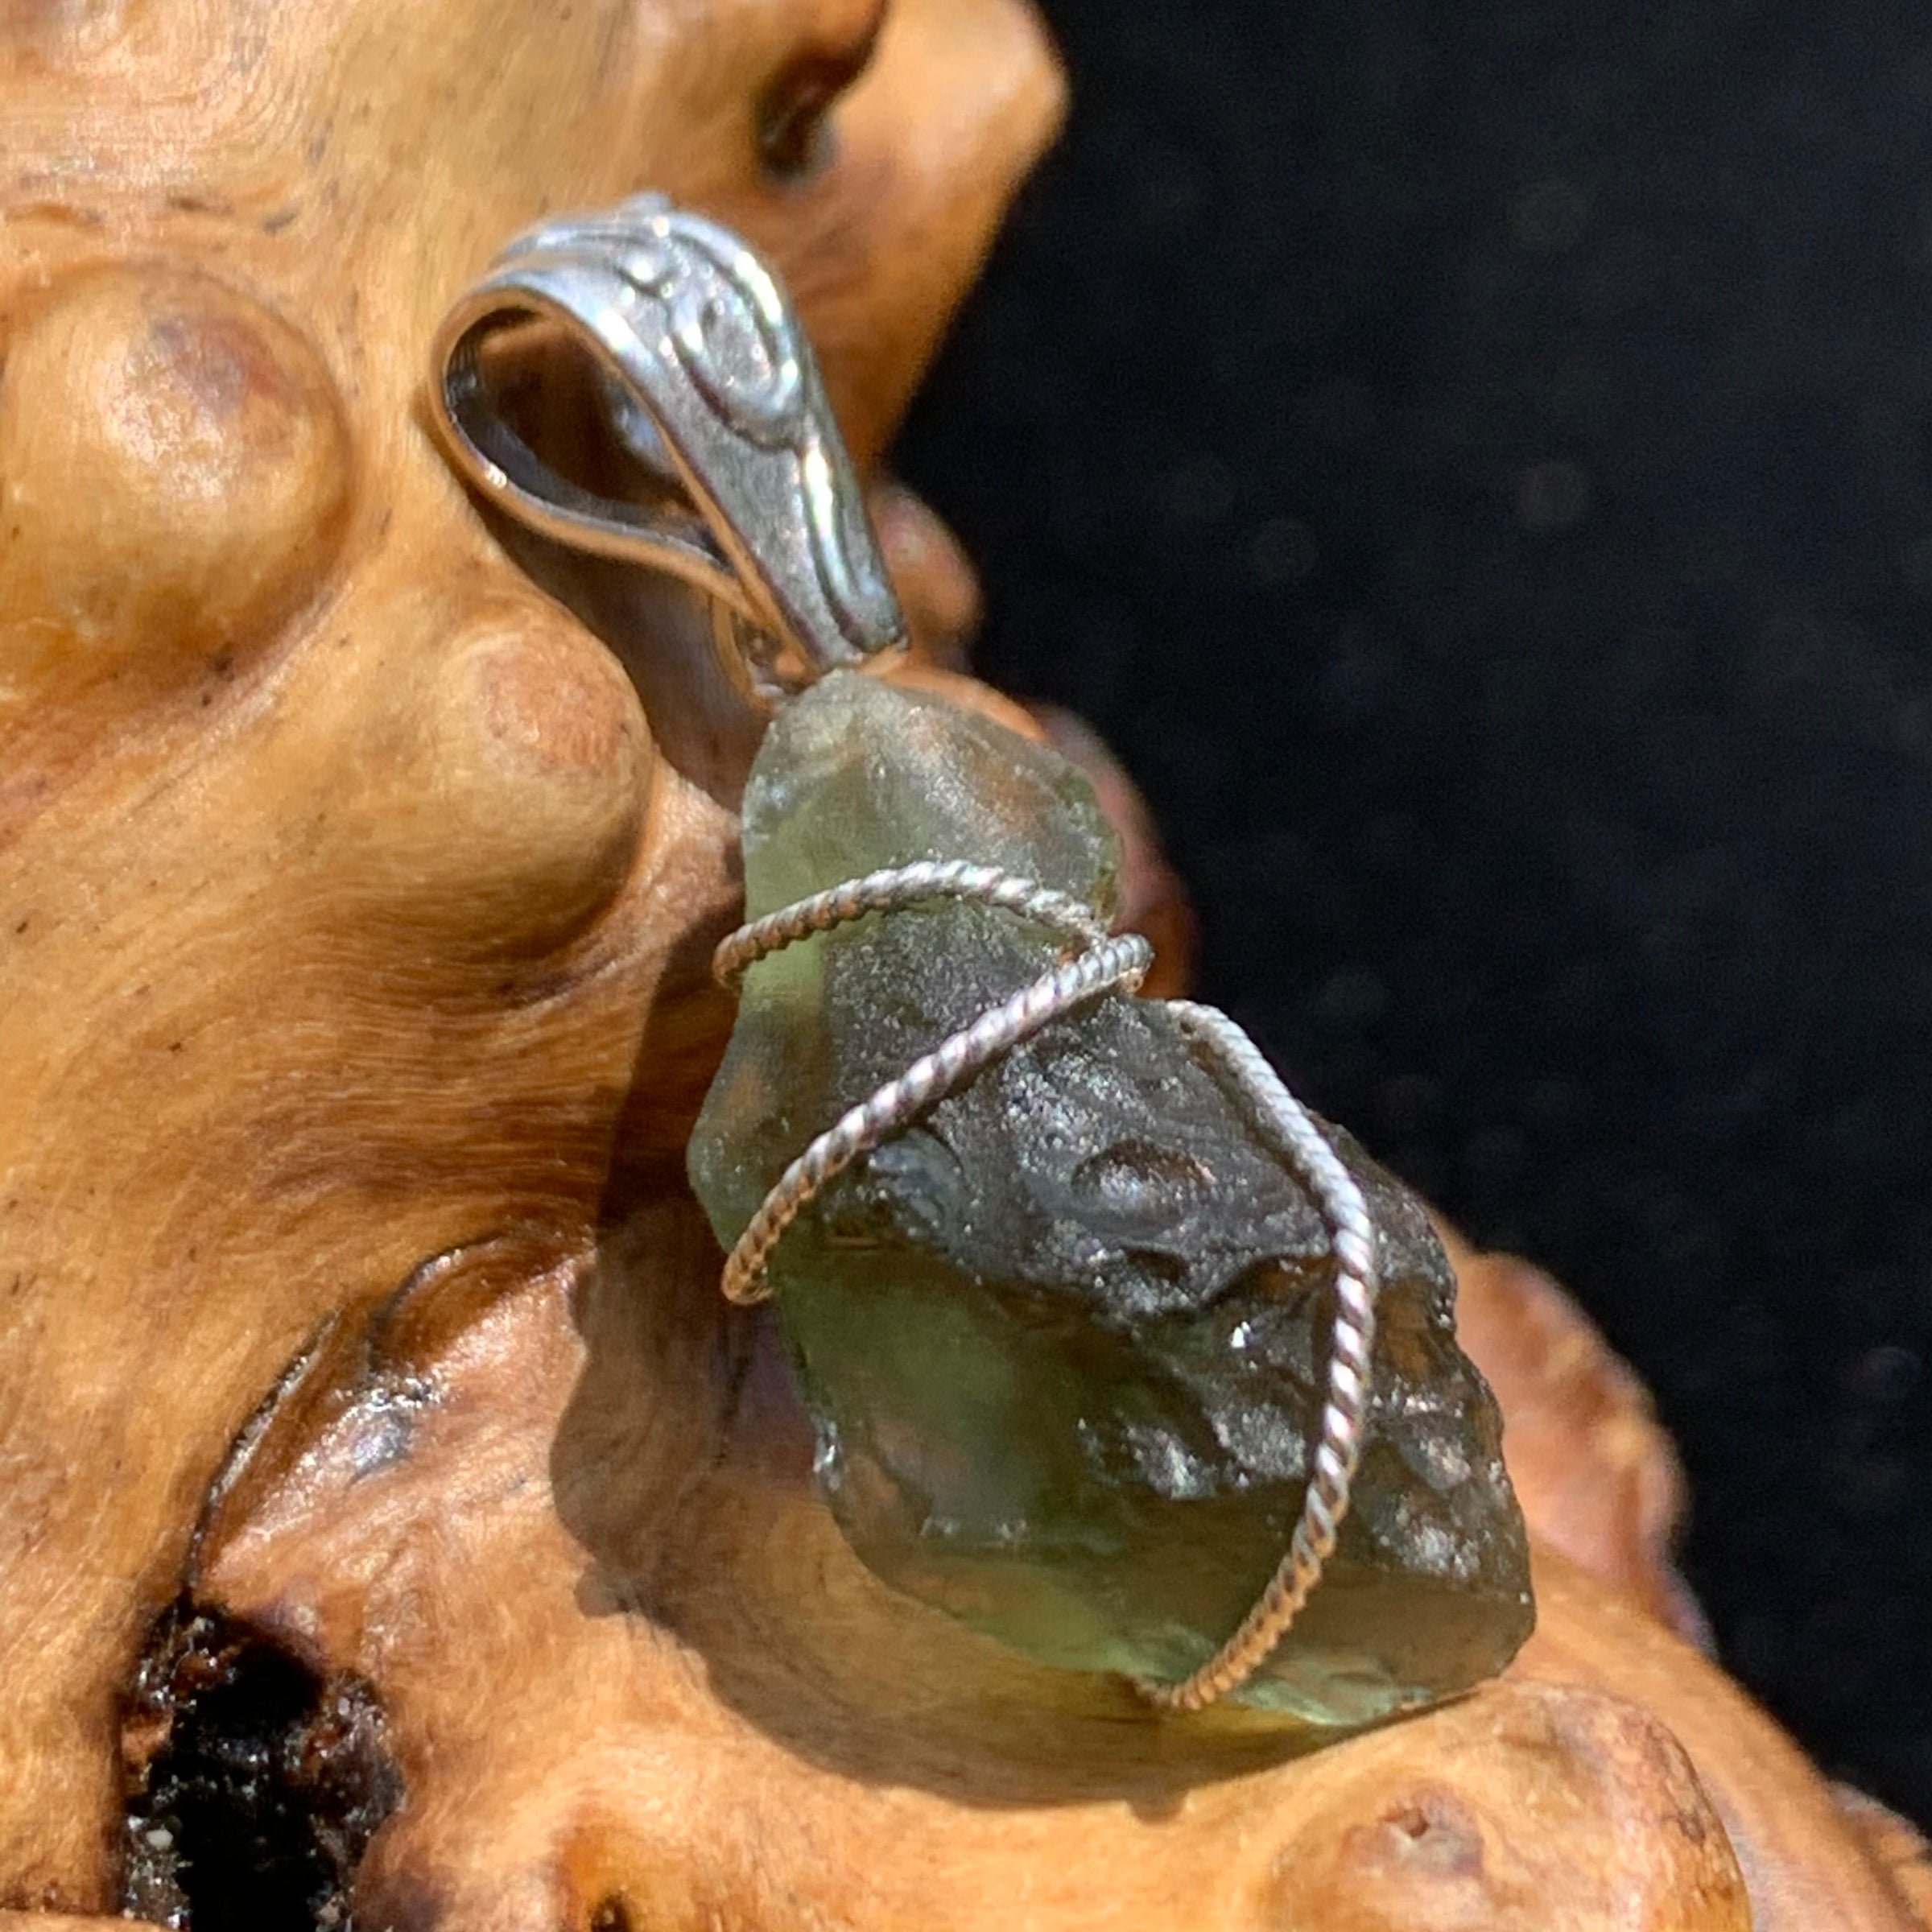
691, 671, 1533, 1723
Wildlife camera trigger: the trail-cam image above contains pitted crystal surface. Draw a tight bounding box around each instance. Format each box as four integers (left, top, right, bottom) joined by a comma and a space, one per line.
689, 672, 1534, 1724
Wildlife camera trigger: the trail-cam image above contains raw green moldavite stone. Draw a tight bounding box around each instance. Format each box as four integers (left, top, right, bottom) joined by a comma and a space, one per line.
688, 671, 1534, 1725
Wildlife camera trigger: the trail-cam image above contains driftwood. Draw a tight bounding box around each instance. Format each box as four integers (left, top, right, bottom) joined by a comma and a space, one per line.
0, 0, 1924, 1926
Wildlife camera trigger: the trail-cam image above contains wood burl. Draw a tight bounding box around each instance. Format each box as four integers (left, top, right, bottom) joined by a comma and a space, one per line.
0, 2, 1922, 1928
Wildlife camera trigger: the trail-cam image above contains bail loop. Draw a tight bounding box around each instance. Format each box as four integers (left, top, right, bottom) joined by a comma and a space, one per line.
429, 192, 906, 707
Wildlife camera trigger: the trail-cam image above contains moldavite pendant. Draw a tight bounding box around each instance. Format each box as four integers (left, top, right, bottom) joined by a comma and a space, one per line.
429, 191, 1532, 1727
688, 671, 1534, 1728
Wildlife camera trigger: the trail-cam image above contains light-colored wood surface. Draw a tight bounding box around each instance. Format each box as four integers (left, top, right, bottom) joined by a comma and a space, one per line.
0, 1, 1922, 1926
189, 1218, 1754, 1932
0, 0, 1060, 1905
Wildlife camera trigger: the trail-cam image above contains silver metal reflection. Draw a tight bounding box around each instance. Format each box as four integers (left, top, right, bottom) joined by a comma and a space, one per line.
429, 192, 906, 706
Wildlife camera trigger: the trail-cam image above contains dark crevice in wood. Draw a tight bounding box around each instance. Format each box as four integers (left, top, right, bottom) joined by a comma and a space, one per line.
119, 1604, 400, 1932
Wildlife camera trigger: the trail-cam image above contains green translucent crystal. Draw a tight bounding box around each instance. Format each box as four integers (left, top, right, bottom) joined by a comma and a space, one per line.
689, 672, 1534, 1726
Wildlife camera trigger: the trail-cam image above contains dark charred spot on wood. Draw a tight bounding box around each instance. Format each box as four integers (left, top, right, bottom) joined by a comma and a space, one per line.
121, 1602, 401, 1932
755, 5, 886, 183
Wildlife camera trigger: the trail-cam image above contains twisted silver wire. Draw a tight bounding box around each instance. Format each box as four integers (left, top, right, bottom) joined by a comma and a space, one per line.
709, 863, 1380, 1711
714, 862, 1149, 1305
1135, 1001, 1380, 1713
713, 859, 1108, 986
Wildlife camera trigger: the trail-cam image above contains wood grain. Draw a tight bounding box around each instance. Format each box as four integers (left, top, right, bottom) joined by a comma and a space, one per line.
0, 1, 1922, 1925
0, 0, 1060, 1905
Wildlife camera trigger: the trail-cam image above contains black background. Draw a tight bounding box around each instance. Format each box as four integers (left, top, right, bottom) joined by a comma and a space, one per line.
895, 0, 1932, 1825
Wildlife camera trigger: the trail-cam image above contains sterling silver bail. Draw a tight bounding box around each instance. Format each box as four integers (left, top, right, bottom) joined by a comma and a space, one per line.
429, 192, 906, 706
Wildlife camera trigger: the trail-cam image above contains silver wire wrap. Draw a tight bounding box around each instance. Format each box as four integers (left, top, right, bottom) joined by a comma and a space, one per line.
714, 858, 1108, 985
1138, 1000, 1381, 1713
710, 861, 1381, 1713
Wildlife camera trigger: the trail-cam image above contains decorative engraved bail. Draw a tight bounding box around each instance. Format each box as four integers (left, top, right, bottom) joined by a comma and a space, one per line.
429, 192, 906, 705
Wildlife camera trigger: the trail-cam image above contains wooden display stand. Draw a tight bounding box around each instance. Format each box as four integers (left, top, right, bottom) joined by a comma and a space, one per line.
0, 1, 1925, 1925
